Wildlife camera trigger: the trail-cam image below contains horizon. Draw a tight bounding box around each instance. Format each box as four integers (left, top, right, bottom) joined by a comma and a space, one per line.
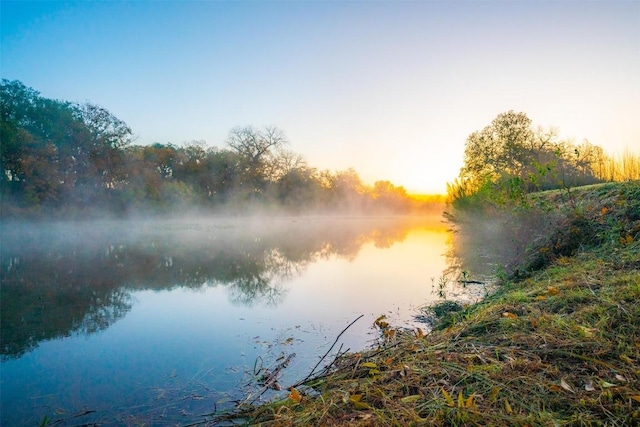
2, 1, 638, 193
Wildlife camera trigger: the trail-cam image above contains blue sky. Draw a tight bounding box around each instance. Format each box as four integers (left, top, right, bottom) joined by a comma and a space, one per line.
2, 1, 638, 193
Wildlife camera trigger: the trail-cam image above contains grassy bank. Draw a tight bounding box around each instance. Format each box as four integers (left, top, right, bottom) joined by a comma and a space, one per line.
219, 182, 639, 426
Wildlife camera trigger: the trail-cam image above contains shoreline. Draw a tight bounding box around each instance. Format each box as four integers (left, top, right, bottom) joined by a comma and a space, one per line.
220, 182, 640, 426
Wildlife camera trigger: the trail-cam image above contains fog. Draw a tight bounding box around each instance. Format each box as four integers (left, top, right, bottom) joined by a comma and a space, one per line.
445, 205, 564, 279
1, 214, 443, 360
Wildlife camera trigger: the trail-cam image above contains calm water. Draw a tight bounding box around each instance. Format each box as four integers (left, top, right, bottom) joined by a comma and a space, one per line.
1, 216, 484, 425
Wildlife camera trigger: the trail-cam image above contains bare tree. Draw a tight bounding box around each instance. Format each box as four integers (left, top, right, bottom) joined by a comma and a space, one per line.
226, 125, 287, 166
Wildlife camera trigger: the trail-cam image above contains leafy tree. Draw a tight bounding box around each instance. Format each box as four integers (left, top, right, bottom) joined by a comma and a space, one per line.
371, 180, 410, 212
451, 111, 605, 209
74, 103, 132, 191
1, 80, 88, 205
460, 110, 534, 188
1, 80, 133, 210
2, 80, 423, 217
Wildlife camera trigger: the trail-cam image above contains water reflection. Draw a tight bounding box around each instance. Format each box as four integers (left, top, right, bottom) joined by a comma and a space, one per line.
1, 217, 430, 360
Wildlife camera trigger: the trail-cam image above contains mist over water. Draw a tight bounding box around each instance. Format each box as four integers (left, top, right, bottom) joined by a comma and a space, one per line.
1, 215, 484, 425
445, 205, 565, 280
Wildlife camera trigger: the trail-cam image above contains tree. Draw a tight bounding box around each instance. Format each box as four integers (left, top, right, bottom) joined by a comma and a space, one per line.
460, 110, 535, 187
1, 80, 88, 205
225, 126, 288, 197
226, 125, 287, 166
1, 80, 135, 210
74, 103, 132, 191
450, 111, 609, 209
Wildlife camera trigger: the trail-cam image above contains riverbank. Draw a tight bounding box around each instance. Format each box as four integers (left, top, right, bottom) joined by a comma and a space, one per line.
222, 182, 639, 426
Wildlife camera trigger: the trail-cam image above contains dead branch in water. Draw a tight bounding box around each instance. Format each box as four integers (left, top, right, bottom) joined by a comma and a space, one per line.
297, 314, 364, 386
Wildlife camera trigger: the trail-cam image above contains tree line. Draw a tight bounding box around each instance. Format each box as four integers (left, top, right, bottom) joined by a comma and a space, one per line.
447, 110, 640, 208
1, 80, 434, 218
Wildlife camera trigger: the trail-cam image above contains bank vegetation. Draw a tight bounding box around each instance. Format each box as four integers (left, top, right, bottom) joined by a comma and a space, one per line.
214, 111, 640, 426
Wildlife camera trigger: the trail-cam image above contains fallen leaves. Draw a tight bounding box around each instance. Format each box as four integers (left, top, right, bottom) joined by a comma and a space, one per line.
349, 393, 372, 410
560, 378, 575, 393
503, 398, 513, 414
576, 325, 596, 338
440, 387, 476, 409
289, 387, 302, 403
620, 234, 634, 245
584, 379, 595, 392
374, 315, 389, 330
400, 394, 422, 404
546, 286, 560, 296
441, 387, 455, 407
619, 354, 635, 364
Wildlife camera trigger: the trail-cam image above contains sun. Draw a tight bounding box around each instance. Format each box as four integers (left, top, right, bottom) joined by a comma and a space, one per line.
394, 167, 453, 196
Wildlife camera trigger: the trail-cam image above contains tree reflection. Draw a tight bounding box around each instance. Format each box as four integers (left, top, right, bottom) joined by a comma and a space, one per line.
0, 216, 427, 359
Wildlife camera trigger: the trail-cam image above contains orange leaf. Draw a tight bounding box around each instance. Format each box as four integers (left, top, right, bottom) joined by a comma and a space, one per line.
547, 286, 560, 295
374, 315, 388, 329
465, 393, 475, 408
289, 387, 302, 403
620, 235, 633, 245
631, 395, 640, 403
415, 328, 424, 338
534, 295, 547, 301
502, 312, 518, 319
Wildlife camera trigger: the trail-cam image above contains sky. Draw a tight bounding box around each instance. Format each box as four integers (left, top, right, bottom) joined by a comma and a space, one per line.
1, 1, 638, 194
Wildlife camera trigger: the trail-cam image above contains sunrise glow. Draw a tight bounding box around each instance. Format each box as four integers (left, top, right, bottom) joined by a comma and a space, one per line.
2, 1, 638, 194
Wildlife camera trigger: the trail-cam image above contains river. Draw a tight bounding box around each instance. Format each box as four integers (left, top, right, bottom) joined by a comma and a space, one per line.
0, 216, 486, 425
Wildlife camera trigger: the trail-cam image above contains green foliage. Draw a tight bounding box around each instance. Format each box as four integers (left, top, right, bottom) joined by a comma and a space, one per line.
448, 110, 610, 210
1, 81, 432, 218
1, 79, 133, 211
